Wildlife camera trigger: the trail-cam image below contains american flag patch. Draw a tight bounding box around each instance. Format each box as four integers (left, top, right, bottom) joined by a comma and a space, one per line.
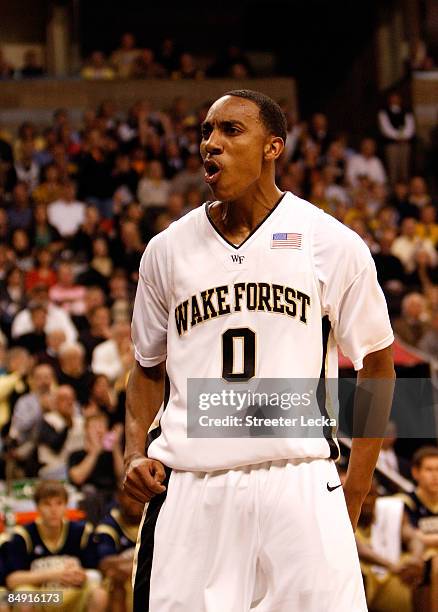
271, 233, 302, 249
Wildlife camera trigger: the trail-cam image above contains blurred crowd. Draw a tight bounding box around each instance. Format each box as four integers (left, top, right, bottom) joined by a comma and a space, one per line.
0, 34, 255, 82
80, 34, 255, 80
1, 31, 436, 82
0, 84, 437, 610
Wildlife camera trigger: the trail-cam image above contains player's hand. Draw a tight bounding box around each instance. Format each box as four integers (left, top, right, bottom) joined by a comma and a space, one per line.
393, 557, 424, 586
123, 453, 166, 504
56, 566, 86, 587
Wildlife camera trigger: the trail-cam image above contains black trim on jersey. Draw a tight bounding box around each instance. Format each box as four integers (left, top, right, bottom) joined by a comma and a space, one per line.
317, 316, 339, 460
134, 371, 171, 611
205, 192, 286, 250
133, 470, 170, 612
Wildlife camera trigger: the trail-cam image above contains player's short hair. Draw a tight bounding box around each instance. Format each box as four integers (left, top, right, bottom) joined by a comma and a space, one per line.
224, 89, 287, 143
412, 446, 438, 469
34, 480, 68, 504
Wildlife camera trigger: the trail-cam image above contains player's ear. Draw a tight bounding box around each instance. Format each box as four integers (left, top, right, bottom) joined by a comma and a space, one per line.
264, 136, 284, 161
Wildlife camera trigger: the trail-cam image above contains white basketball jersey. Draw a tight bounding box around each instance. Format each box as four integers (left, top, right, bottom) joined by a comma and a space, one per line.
132, 192, 393, 471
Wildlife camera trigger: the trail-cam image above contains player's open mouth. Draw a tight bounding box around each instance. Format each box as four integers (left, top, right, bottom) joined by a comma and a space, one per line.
204, 159, 222, 184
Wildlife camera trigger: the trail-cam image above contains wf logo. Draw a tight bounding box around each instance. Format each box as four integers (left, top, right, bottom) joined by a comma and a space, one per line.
230, 254, 245, 264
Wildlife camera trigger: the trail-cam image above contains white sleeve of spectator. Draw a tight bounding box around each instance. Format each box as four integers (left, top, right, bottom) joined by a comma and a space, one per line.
131, 233, 169, 367
400, 113, 416, 139
314, 213, 393, 370
378, 110, 400, 139
375, 159, 387, 184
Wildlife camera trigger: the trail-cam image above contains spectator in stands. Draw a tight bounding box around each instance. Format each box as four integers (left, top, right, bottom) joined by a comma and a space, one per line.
77, 130, 114, 218
68, 413, 124, 524
8, 362, 55, 476
0, 346, 31, 431
409, 38, 434, 71
137, 159, 171, 207
14, 302, 47, 354
399, 446, 438, 611
49, 262, 86, 316
389, 181, 419, 220
87, 373, 124, 427
132, 48, 166, 79
110, 32, 140, 78
157, 37, 179, 75
0, 48, 14, 80
324, 138, 348, 185
91, 320, 131, 383
95, 486, 144, 611
418, 310, 438, 359
83, 237, 113, 288
7, 182, 33, 232
79, 305, 111, 362
154, 191, 185, 232
309, 113, 332, 155
14, 121, 45, 161
391, 217, 437, 275
37, 384, 84, 479
373, 229, 405, 307
408, 176, 431, 211
33, 163, 63, 206
416, 204, 438, 247
69, 205, 101, 263
109, 221, 144, 282
56, 342, 93, 406
356, 479, 424, 612
346, 138, 387, 187
25, 247, 57, 293
48, 180, 86, 238
39, 328, 65, 371
393, 292, 429, 347
163, 140, 184, 179
171, 153, 207, 197
80, 286, 107, 326
81, 51, 115, 80
112, 153, 139, 202
29, 202, 63, 250
171, 53, 204, 80
11, 228, 33, 272
19, 50, 45, 79
378, 91, 415, 185
5, 480, 108, 612
0, 267, 27, 337
107, 273, 130, 322
377, 421, 411, 479
14, 141, 40, 191
208, 44, 251, 77
11, 283, 77, 343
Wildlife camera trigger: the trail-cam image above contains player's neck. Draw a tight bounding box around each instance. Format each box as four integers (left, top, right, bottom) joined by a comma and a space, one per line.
213, 183, 284, 233
39, 521, 64, 542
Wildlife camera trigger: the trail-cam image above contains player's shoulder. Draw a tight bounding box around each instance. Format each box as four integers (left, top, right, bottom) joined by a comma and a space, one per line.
10, 524, 35, 553
395, 491, 417, 512
96, 509, 118, 530
286, 192, 370, 256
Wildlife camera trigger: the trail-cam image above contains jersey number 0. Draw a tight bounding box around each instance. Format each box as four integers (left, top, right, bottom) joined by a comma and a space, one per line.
222, 328, 255, 381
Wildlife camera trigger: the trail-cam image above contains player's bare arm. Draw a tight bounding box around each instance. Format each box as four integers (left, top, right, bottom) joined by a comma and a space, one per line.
123, 360, 166, 504
344, 345, 395, 530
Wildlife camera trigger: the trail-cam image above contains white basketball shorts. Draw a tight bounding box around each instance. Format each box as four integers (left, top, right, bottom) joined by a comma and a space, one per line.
138, 458, 367, 612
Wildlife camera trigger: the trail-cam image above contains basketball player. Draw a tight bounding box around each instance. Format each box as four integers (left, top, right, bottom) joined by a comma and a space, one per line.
5, 480, 108, 612
124, 90, 395, 611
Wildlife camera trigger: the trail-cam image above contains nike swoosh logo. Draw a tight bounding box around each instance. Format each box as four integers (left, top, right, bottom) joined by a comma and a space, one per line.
327, 482, 343, 492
